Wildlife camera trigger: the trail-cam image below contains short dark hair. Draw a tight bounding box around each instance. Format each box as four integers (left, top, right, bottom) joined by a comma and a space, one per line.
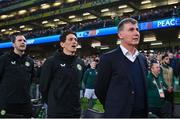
118, 18, 138, 32
162, 53, 169, 60
10, 32, 24, 43
150, 59, 159, 68
59, 30, 77, 43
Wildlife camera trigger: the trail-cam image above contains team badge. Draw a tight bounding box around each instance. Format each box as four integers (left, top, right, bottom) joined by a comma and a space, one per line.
0, 109, 6, 116
11, 61, 16, 64
77, 64, 82, 70
60, 64, 66, 67
25, 61, 30, 67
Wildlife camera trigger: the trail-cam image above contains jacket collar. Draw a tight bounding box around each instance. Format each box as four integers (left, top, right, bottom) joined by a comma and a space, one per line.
10, 51, 27, 59
54, 49, 77, 63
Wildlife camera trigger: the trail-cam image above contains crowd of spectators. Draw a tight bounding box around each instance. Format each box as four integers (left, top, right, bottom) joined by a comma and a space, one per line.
0, 5, 179, 42
144, 50, 180, 74
132, 6, 180, 22
0, 0, 93, 22
0, 0, 24, 8
31, 49, 180, 75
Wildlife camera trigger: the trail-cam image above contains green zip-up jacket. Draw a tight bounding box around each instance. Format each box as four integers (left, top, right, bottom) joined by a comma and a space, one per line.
82, 68, 98, 89
147, 72, 168, 108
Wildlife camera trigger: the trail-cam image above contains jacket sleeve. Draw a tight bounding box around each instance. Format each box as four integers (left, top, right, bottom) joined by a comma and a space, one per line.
0, 54, 6, 83
39, 58, 54, 103
161, 76, 169, 89
141, 53, 148, 76
82, 70, 88, 88
144, 57, 149, 76
95, 54, 112, 106
29, 58, 35, 83
174, 59, 180, 77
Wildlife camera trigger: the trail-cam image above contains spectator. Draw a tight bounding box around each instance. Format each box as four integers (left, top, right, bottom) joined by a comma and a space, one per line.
161, 53, 174, 117
147, 59, 170, 117
82, 61, 98, 108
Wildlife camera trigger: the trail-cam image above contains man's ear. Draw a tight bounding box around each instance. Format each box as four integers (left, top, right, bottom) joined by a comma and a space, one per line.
60, 42, 64, 48
118, 32, 123, 39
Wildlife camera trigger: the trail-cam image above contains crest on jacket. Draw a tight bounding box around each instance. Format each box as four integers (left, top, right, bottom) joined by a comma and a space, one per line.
77, 64, 82, 70
0, 109, 6, 116
25, 61, 30, 67
60, 63, 66, 67
11, 61, 16, 64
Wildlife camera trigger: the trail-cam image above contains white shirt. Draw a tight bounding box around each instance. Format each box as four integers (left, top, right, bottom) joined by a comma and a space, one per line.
120, 45, 139, 62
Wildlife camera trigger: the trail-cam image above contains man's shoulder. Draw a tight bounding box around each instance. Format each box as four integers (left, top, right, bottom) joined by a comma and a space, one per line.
44, 55, 56, 65
85, 68, 91, 73
138, 53, 148, 64
101, 47, 121, 60
0, 52, 10, 60
76, 57, 85, 64
147, 71, 152, 78
26, 56, 34, 61
138, 53, 146, 59
104, 47, 119, 55
76, 57, 83, 62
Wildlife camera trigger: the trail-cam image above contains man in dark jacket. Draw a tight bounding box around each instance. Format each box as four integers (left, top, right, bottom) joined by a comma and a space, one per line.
95, 18, 148, 118
0, 33, 34, 117
40, 30, 85, 117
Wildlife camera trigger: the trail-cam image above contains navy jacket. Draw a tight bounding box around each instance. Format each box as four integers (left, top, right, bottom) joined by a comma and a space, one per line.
95, 47, 148, 117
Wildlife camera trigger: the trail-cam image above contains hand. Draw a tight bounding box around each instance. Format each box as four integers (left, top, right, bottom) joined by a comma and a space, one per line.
167, 87, 173, 93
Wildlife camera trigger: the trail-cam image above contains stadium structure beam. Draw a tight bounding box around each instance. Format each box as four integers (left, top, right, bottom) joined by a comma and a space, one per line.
125, 0, 140, 11
58, 16, 70, 23
29, 22, 44, 29
88, 10, 101, 18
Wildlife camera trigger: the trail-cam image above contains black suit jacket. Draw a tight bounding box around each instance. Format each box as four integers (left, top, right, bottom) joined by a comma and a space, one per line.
95, 47, 148, 117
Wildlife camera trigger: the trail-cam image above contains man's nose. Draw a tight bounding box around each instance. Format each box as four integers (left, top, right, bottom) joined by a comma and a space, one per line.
21, 41, 26, 44
134, 30, 140, 35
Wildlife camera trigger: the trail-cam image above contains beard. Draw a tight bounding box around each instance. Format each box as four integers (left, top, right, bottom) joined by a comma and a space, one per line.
17, 47, 26, 53
19, 48, 26, 52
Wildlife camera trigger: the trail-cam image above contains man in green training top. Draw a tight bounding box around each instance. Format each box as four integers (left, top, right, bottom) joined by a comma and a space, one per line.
83, 61, 98, 108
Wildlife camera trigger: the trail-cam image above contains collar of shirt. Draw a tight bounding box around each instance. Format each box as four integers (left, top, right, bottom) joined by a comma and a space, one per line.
120, 45, 139, 62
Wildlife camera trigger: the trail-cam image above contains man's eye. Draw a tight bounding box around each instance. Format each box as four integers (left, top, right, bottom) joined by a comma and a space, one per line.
69, 38, 73, 41
69, 38, 77, 41
129, 28, 134, 31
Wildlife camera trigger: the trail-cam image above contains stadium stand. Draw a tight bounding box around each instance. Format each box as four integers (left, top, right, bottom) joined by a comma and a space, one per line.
0, 1, 179, 42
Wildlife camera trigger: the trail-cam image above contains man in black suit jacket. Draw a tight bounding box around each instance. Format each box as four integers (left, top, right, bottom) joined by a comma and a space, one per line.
95, 18, 148, 118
